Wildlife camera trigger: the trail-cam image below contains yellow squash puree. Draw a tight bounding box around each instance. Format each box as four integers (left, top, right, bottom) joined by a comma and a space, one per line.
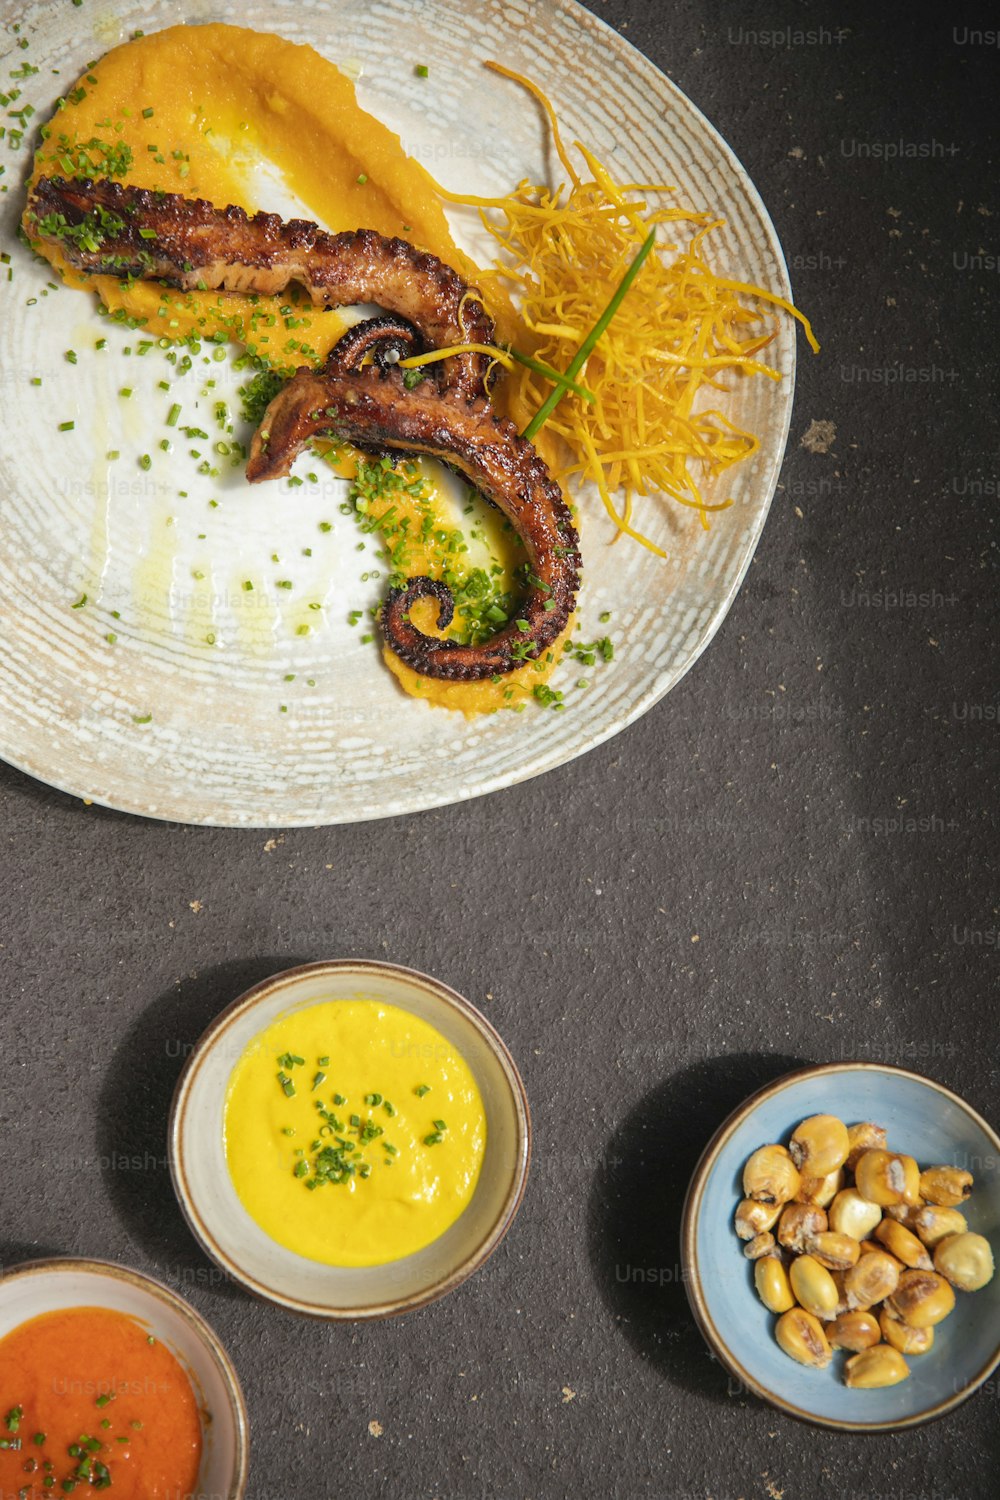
26, 23, 567, 714
27, 23, 470, 365
224, 999, 487, 1266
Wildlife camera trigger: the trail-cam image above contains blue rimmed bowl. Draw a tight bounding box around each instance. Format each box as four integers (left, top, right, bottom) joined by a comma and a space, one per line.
682, 1062, 1000, 1430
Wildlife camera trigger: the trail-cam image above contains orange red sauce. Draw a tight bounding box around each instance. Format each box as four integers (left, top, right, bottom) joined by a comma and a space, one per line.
0, 1307, 202, 1499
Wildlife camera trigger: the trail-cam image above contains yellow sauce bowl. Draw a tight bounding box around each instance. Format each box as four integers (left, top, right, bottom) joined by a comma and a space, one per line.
169, 960, 531, 1318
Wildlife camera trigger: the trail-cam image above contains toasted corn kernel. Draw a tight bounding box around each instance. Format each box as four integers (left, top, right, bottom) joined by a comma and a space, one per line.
845, 1121, 888, 1172
789, 1114, 850, 1178
919, 1166, 973, 1207
790, 1254, 840, 1319
734, 1198, 783, 1240
827, 1311, 881, 1352
796, 1168, 844, 1207
743, 1145, 801, 1205
807, 1231, 861, 1271
775, 1307, 832, 1368
874, 1219, 933, 1270
777, 1202, 827, 1253
879, 1306, 935, 1355
910, 1205, 968, 1249
887, 1270, 955, 1328
744, 1231, 777, 1261
844, 1345, 910, 1388
829, 1268, 850, 1317
755, 1254, 795, 1314
933, 1232, 995, 1292
844, 1249, 901, 1309
898, 1156, 922, 1206
855, 1150, 917, 1207
883, 1202, 917, 1222
829, 1188, 882, 1241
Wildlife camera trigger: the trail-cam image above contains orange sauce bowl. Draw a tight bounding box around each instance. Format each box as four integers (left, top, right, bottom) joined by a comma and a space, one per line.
0, 1258, 248, 1499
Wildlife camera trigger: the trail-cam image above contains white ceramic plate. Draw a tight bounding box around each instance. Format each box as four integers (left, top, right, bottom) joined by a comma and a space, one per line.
169, 959, 531, 1318
0, 0, 796, 825
0, 1257, 248, 1495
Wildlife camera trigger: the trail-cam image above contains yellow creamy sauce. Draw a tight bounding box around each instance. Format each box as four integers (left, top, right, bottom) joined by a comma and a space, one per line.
224, 999, 486, 1266
25, 23, 565, 713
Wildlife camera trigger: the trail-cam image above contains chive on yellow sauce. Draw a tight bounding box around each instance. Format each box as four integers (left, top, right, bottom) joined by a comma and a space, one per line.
224, 999, 487, 1267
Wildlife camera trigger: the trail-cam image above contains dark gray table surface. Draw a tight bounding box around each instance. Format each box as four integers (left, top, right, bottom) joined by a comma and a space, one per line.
1, 2, 997, 1497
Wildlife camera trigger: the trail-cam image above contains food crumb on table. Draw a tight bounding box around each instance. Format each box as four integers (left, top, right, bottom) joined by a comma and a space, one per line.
367, 1419, 383, 1438
800, 419, 836, 454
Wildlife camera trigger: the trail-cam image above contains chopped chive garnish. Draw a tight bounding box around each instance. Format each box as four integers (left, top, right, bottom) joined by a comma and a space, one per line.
414, 1084, 430, 1097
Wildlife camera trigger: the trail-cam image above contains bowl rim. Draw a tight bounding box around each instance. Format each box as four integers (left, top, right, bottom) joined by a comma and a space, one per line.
681, 1060, 1000, 1432
168, 958, 532, 1319
0, 1254, 249, 1495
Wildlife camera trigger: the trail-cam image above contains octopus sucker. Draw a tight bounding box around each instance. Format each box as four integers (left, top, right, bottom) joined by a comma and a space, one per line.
248, 319, 581, 682
25, 176, 493, 397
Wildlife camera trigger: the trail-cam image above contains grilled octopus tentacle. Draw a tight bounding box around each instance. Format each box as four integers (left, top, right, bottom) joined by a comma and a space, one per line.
247, 321, 580, 683
25, 176, 492, 397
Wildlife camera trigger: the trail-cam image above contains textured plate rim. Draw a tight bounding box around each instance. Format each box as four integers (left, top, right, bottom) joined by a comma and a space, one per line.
168, 958, 532, 1319
680, 1061, 1000, 1431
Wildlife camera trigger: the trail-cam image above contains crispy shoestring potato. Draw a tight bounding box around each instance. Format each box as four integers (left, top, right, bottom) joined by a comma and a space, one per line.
420, 62, 819, 557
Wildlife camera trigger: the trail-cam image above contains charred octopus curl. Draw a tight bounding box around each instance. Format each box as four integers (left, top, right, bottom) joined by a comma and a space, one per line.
27, 176, 581, 681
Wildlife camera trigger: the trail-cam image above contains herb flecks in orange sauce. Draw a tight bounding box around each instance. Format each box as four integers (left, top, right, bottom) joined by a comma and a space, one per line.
0, 1306, 202, 1500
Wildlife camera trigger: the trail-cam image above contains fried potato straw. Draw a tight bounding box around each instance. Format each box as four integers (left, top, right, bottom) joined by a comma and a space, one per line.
430, 62, 819, 557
